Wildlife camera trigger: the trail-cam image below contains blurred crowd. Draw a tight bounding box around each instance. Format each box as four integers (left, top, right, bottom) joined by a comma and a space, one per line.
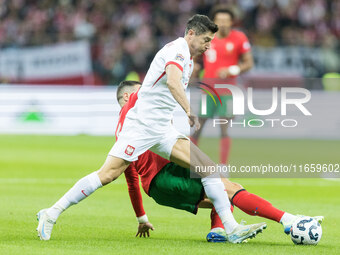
0, 0, 339, 84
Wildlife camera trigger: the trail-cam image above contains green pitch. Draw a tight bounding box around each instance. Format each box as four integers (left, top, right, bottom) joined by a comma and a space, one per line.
0, 135, 339, 255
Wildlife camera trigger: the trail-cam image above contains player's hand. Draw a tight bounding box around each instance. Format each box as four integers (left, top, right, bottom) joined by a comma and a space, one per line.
217, 67, 231, 79
187, 112, 200, 131
136, 222, 154, 238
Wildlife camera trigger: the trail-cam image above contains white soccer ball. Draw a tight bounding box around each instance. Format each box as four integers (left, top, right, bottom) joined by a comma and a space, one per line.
290, 216, 322, 245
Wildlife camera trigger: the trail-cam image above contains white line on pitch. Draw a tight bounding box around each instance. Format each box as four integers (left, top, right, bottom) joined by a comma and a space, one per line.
0, 178, 125, 184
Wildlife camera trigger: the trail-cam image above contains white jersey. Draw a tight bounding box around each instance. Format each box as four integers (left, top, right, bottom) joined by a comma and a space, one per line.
109, 37, 192, 161
124, 37, 194, 133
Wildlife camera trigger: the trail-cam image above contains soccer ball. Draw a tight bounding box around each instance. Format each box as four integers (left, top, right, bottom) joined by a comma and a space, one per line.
290, 216, 322, 245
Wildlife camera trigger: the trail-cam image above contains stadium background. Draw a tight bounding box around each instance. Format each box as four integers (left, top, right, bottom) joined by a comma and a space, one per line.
0, 0, 340, 254
1, 0, 340, 137
1, 0, 340, 85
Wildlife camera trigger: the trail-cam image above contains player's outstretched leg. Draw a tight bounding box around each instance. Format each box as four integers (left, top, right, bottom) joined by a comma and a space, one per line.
205, 179, 323, 241
36, 209, 56, 241
281, 215, 324, 235
36, 156, 130, 240
230, 187, 324, 235
170, 139, 267, 243
211, 179, 324, 236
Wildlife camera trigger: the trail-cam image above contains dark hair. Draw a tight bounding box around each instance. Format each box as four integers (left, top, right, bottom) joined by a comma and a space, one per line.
185, 14, 218, 35
116, 80, 141, 102
209, 5, 235, 21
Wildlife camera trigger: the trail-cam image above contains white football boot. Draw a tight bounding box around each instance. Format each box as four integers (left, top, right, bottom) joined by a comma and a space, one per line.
226, 221, 267, 243
36, 209, 56, 241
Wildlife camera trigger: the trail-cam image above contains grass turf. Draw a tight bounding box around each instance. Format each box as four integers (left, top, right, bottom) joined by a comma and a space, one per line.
0, 135, 339, 255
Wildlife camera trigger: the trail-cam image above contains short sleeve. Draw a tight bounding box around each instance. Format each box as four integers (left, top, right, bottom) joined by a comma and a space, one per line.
163, 43, 187, 72
238, 32, 251, 54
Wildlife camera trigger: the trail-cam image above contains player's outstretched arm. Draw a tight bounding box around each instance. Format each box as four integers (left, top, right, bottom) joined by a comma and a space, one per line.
124, 165, 155, 237
124, 166, 146, 217
166, 64, 200, 130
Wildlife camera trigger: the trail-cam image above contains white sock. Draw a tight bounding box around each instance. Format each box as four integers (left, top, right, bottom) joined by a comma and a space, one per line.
46, 172, 102, 220
211, 227, 224, 233
201, 175, 238, 234
280, 212, 296, 224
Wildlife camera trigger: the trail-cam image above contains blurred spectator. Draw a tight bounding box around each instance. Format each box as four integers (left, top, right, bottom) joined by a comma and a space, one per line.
0, 0, 339, 84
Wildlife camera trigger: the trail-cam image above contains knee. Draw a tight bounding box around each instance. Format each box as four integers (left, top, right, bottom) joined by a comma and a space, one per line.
232, 182, 243, 190
227, 182, 244, 199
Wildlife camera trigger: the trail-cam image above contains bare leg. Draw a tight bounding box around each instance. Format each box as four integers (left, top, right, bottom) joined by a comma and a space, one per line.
170, 138, 239, 234
198, 198, 213, 208
170, 138, 215, 173
221, 178, 243, 200
98, 156, 131, 185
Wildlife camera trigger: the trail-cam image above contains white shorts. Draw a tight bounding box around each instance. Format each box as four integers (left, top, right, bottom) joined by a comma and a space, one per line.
109, 124, 188, 162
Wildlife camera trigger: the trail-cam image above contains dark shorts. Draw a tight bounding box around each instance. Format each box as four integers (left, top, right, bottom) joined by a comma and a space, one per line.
149, 163, 204, 214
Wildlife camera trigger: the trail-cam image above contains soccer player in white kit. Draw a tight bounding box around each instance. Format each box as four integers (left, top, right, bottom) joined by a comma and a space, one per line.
36, 14, 266, 243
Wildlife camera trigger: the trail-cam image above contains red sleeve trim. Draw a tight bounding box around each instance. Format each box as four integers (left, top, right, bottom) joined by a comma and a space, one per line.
152, 71, 166, 88
165, 61, 183, 72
